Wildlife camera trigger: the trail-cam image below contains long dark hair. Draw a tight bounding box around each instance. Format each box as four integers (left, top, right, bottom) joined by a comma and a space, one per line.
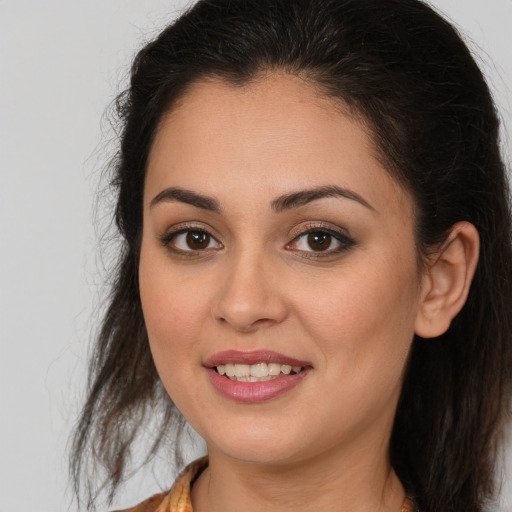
71, 1, 512, 511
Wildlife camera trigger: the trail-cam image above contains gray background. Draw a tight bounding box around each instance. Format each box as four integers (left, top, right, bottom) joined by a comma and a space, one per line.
0, 1, 511, 510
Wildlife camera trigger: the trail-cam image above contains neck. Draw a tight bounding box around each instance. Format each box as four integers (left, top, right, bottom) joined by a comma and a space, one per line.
191, 437, 405, 512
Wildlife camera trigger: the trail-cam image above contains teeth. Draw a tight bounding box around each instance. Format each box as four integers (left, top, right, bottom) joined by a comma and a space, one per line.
281, 364, 292, 375
215, 362, 304, 380
250, 363, 267, 377
233, 375, 274, 382
268, 363, 281, 376
234, 364, 250, 378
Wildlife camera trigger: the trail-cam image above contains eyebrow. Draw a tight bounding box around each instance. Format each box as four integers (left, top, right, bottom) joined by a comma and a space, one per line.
150, 187, 221, 213
271, 185, 375, 213
150, 185, 374, 214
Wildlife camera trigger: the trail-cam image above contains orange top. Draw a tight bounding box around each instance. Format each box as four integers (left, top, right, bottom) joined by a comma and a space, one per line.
114, 457, 417, 512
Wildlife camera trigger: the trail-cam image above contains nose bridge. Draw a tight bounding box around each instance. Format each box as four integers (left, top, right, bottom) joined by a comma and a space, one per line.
213, 245, 287, 331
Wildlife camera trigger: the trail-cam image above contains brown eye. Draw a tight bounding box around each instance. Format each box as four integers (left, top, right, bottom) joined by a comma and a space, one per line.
186, 231, 210, 250
165, 229, 222, 252
287, 227, 355, 256
307, 232, 332, 251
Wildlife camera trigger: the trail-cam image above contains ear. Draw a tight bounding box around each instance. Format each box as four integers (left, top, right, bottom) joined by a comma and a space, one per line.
415, 221, 480, 338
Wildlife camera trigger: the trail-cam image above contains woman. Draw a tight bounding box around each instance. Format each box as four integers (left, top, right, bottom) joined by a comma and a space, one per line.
71, 1, 512, 511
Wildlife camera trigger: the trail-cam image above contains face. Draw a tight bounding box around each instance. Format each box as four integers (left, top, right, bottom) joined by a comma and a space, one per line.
139, 74, 425, 468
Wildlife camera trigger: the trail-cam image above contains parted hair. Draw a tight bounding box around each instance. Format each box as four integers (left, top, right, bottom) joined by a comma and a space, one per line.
71, 1, 512, 511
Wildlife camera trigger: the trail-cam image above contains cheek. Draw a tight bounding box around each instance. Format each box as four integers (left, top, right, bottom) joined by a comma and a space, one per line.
296, 256, 420, 377
139, 236, 212, 331
138, 249, 212, 381
295, 264, 419, 434
139, 270, 213, 421
144, 286, 208, 338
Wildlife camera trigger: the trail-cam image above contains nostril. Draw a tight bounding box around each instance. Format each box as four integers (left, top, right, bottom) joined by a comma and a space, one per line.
215, 315, 277, 333
211, 268, 289, 330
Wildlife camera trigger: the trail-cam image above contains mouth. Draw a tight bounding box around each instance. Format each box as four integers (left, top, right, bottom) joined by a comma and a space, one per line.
204, 350, 312, 402
215, 362, 304, 382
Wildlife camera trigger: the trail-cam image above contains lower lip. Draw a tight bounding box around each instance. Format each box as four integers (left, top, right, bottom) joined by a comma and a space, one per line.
206, 367, 311, 403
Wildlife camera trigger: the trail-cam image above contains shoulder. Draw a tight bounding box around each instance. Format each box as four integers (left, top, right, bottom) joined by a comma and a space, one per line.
401, 496, 419, 512
112, 457, 209, 512
111, 491, 168, 512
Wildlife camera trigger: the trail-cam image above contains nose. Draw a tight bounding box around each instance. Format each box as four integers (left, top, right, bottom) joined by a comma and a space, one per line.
212, 251, 289, 332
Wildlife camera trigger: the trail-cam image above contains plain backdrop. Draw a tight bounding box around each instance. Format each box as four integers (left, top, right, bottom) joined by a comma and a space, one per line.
1, 1, 511, 511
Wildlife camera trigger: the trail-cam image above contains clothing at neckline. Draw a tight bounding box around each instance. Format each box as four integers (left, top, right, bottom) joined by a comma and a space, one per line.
113, 456, 417, 512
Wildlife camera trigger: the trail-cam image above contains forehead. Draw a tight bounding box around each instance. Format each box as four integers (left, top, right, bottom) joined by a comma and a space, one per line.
153, 73, 363, 161
145, 73, 413, 218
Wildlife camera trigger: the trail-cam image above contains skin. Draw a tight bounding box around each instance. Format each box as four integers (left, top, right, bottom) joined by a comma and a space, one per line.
138, 73, 478, 511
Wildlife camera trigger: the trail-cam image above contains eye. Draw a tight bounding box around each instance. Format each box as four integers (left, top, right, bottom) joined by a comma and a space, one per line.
287, 227, 355, 256
299, 232, 337, 252
163, 229, 223, 253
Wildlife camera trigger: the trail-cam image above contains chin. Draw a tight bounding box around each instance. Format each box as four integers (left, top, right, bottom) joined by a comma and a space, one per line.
203, 423, 307, 465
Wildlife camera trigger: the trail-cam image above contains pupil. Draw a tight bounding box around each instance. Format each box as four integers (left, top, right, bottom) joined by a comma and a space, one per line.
308, 232, 331, 251
186, 231, 209, 249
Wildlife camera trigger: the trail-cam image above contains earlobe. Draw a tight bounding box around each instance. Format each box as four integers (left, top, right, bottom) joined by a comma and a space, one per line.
414, 222, 480, 338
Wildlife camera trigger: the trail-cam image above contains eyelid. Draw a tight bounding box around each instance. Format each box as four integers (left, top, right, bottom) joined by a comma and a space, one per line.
158, 220, 354, 258
288, 221, 352, 240
286, 221, 355, 257
290, 220, 350, 238
159, 222, 223, 254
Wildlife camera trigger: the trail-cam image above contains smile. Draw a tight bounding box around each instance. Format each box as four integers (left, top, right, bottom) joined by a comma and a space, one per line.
205, 350, 311, 402
215, 363, 303, 381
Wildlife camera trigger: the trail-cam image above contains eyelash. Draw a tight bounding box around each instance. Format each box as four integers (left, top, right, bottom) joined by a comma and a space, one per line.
159, 223, 355, 258
160, 224, 223, 255
287, 226, 355, 258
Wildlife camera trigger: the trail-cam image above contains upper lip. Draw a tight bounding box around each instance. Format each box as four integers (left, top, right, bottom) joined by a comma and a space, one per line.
204, 350, 312, 368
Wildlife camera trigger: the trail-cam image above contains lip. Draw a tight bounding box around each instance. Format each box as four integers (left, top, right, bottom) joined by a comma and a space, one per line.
204, 350, 312, 403
204, 350, 311, 368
